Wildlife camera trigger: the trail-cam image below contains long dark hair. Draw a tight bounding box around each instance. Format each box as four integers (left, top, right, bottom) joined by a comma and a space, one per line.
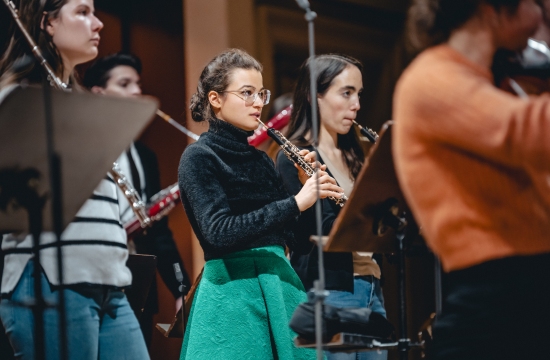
287, 54, 364, 181
189, 48, 262, 122
407, 0, 522, 52
0, 0, 72, 89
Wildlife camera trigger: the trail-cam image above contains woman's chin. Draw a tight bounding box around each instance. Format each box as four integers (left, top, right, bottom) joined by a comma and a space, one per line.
76, 50, 100, 66
231, 121, 257, 132
243, 120, 260, 131
338, 126, 352, 135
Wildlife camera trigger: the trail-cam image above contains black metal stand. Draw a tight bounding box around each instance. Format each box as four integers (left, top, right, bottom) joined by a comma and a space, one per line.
0, 78, 69, 360
391, 215, 422, 360
173, 263, 187, 333
0, 77, 71, 360
294, 1, 326, 359
0, 168, 49, 360
28, 190, 47, 360
296, 210, 423, 356
396, 228, 410, 359
42, 73, 69, 360
434, 256, 443, 317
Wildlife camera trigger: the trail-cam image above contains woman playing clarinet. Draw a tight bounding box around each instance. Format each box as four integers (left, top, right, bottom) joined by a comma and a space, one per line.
177, 48, 343, 360
276, 54, 388, 360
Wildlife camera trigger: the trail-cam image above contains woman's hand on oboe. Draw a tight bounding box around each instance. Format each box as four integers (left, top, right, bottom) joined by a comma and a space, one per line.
295, 149, 326, 185
294, 170, 344, 212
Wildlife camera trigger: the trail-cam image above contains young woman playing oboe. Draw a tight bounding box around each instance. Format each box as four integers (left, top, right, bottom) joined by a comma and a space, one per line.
177, 48, 343, 360
276, 54, 387, 360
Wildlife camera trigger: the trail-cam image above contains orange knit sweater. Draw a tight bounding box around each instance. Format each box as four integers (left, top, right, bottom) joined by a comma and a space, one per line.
393, 45, 550, 272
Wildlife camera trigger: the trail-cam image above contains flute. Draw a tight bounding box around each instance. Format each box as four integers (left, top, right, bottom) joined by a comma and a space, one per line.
3, 0, 68, 90
156, 109, 200, 141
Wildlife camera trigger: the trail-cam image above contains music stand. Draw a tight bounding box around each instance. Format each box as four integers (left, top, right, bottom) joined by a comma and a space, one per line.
156, 270, 203, 338
299, 122, 421, 359
324, 121, 416, 254
0, 85, 158, 231
125, 254, 158, 320
0, 85, 158, 358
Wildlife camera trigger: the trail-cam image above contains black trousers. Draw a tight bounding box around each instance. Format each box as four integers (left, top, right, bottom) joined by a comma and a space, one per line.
431, 253, 550, 360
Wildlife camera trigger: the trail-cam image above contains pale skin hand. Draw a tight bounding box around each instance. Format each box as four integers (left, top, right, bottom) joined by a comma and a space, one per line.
295, 150, 327, 184
294, 150, 344, 211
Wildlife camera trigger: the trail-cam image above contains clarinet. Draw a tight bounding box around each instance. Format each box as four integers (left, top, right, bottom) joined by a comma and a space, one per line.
256, 119, 347, 207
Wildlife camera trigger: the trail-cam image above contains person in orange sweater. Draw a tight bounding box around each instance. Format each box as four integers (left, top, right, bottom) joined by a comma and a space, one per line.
393, 0, 550, 359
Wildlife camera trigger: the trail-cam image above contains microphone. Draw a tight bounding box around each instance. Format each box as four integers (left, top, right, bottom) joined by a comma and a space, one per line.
295, 0, 310, 10
173, 263, 186, 294
172, 262, 187, 332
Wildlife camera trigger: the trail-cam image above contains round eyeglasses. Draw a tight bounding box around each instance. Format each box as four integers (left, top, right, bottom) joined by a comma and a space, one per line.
221, 89, 271, 106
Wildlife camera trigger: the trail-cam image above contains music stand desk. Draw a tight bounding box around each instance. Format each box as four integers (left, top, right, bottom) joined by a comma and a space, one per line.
295, 333, 398, 353
324, 121, 415, 254
126, 254, 157, 320
0, 84, 157, 360
156, 270, 202, 338
302, 122, 422, 359
0, 85, 158, 232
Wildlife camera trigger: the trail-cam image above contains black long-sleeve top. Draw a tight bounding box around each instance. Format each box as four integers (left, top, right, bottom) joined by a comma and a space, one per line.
276, 147, 355, 292
133, 142, 191, 304
178, 118, 301, 260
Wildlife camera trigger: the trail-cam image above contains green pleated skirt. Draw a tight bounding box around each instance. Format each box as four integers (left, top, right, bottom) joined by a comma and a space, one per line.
180, 245, 319, 360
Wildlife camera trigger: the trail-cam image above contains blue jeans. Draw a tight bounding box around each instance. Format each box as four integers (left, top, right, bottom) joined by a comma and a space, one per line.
324, 276, 388, 360
0, 261, 149, 360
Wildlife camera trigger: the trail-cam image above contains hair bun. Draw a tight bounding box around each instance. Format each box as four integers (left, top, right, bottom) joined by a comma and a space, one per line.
189, 92, 205, 122
189, 48, 262, 123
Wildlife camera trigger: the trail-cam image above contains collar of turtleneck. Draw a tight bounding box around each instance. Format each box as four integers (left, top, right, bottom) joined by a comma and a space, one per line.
207, 118, 255, 151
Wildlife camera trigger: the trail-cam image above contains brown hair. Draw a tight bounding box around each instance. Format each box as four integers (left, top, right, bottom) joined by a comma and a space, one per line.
407, 0, 522, 52
0, 0, 75, 89
189, 48, 262, 122
286, 54, 365, 181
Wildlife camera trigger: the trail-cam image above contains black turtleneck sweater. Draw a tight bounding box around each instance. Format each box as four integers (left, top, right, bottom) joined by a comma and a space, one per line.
178, 119, 301, 260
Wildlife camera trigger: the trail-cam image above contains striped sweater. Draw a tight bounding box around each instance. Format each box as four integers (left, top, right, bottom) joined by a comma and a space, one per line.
1, 175, 131, 294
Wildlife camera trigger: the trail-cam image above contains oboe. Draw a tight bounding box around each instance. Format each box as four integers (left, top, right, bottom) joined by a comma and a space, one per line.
353, 120, 379, 143
256, 119, 347, 207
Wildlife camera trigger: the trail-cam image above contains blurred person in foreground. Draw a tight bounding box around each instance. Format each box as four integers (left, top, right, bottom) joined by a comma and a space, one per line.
393, 1, 550, 359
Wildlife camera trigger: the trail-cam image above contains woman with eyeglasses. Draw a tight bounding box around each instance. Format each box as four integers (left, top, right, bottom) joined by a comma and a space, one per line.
178, 48, 343, 359
0, 0, 149, 359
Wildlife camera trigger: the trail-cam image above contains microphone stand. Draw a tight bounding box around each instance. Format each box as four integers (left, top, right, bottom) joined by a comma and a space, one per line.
295, 1, 326, 359
42, 70, 69, 360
